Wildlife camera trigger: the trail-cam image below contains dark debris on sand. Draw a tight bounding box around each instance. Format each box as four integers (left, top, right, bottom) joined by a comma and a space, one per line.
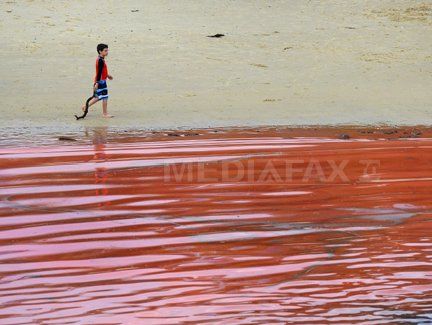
207, 34, 225, 38
338, 134, 350, 140
409, 129, 422, 138
58, 136, 77, 141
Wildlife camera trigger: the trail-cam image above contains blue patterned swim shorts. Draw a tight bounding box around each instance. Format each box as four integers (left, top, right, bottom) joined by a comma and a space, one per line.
95, 80, 108, 100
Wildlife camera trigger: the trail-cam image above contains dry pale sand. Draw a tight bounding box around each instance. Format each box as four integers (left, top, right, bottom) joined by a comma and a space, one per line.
0, 0, 431, 130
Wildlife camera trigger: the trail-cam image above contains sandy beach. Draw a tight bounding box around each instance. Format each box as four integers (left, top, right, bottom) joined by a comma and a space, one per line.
0, 0, 431, 130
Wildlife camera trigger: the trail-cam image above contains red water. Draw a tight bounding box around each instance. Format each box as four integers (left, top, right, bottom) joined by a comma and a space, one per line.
0, 128, 431, 324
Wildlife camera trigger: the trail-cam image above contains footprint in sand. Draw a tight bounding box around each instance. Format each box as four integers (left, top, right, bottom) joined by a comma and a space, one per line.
250, 63, 268, 68
367, 3, 432, 23
263, 99, 282, 102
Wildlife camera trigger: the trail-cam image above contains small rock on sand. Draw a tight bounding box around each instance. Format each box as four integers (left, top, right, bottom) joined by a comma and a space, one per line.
58, 136, 77, 141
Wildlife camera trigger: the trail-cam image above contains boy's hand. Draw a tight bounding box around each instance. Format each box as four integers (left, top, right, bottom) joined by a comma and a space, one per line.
93, 83, 98, 91
108, 75, 113, 80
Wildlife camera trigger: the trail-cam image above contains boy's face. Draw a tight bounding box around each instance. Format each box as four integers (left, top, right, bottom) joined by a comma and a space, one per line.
99, 48, 109, 57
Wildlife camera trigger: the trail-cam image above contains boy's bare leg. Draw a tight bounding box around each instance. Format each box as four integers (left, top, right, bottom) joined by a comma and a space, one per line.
102, 99, 113, 118
81, 97, 99, 112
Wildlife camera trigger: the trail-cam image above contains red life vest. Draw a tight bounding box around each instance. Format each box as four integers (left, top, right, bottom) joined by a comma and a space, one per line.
94, 56, 108, 82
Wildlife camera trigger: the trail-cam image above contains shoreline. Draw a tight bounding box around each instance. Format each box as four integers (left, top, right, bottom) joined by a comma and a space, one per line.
1, 124, 431, 149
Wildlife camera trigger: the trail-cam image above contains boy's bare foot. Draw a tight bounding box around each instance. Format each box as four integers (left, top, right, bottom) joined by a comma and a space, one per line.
103, 114, 114, 118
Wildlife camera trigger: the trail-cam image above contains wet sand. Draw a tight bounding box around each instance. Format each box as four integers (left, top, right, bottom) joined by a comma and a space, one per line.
0, 0, 431, 129
1, 127, 432, 323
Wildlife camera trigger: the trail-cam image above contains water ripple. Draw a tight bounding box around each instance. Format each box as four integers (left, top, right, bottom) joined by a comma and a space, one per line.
1, 131, 432, 324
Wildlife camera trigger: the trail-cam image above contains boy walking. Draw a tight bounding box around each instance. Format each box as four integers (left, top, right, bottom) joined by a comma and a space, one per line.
81, 43, 114, 118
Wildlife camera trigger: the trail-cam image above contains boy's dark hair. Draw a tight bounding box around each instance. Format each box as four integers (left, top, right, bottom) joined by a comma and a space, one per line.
97, 43, 108, 54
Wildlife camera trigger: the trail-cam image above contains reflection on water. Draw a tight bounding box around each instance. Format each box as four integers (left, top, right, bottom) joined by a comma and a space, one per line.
0, 128, 432, 324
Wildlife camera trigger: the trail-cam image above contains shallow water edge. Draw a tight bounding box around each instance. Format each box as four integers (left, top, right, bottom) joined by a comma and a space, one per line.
0, 126, 432, 324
